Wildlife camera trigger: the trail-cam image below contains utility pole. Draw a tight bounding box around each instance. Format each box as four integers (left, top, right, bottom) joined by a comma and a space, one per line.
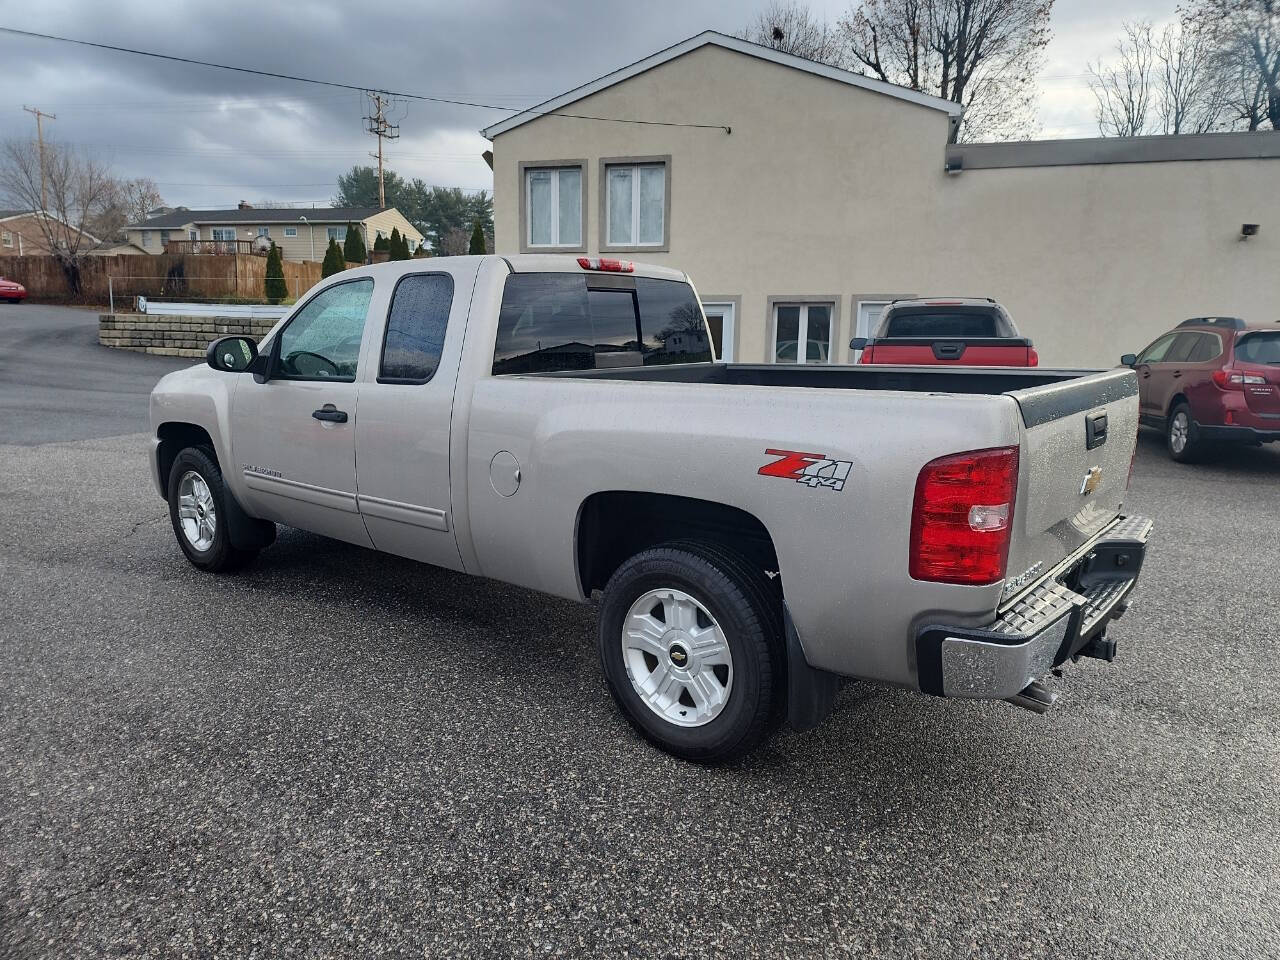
22, 105, 56, 210
363, 92, 400, 209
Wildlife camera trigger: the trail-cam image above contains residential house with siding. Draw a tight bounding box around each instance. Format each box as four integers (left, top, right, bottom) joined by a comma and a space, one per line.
0, 209, 99, 256
124, 204, 424, 262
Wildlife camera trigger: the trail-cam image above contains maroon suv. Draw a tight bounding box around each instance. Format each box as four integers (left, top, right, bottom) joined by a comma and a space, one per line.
1123, 316, 1280, 461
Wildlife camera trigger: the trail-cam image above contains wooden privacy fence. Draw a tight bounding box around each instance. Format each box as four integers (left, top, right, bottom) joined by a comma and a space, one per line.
0, 253, 323, 305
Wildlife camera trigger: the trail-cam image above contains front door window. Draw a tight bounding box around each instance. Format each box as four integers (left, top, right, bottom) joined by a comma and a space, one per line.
274, 279, 374, 380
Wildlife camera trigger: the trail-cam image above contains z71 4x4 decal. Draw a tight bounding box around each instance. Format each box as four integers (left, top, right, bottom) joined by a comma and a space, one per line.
758, 449, 852, 492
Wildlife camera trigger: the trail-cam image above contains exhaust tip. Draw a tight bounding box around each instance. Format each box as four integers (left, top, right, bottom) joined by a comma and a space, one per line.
1007, 679, 1057, 714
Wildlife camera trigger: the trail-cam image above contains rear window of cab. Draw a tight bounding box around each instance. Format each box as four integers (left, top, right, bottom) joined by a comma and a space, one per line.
493, 273, 712, 375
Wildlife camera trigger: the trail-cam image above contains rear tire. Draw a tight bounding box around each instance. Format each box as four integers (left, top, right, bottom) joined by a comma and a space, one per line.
597, 541, 784, 763
167, 446, 258, 572
1166, 402, 1204, 463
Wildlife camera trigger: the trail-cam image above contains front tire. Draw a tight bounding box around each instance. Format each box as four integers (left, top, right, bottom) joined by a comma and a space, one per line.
598, 542, 784, 763
1167, 402, 1204, 463
167, 446, 258, 572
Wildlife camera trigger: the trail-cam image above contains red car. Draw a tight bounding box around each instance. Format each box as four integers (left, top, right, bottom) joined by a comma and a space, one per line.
1123, 316, 1280, 461
0, 277, 26, 304
852, 297, 1038, 366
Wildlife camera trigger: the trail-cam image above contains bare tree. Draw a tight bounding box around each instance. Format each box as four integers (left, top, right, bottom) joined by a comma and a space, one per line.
739, 1, 849, 63
1090, 18, 1230, 136
436, 226, 472, 257
91, 176, 165, 241
839, 0, 1054, 141
1089, 21, 1157, 136
1185, 0, 1280, 129
1156, 19, 1229, 133
0, 139, 115, 293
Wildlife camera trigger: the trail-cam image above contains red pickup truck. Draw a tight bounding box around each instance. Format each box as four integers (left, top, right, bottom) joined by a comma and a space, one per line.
852, 298, 1038, 367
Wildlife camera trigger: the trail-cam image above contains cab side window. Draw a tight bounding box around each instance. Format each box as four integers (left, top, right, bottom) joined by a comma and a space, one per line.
1137, 333, 1178, 364
379, 273, 454, 383
275, 279, 374, 381
1187, 333, 1222, 363
1164, 333, 1200, 364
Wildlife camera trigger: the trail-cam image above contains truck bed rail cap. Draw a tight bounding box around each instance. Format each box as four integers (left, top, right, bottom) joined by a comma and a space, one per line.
1005, 368, 1137, 428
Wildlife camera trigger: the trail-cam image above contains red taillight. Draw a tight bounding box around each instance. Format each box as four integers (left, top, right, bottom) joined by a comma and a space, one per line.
1028, 346, 1039, 366
1212, 369, 1265, 390
910, 446, 1019, 585
577, 257, 634, 273
859, 346, 875, 364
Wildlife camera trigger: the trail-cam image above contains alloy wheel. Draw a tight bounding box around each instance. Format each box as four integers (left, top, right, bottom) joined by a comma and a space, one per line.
177, 470, 217, 551
621, 587, 734, 727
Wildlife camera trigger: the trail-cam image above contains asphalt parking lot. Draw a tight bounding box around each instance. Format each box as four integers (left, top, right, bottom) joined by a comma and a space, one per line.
2, 304, 1278, 958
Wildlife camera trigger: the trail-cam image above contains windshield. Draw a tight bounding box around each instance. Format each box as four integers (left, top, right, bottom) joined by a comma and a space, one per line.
1236, 332, 1280, 365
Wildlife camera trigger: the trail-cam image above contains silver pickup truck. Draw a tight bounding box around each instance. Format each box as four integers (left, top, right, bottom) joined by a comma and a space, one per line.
150, 255, 1152, 762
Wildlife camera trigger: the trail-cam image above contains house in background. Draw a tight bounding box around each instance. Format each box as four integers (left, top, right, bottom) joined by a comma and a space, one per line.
483, 31, 1280, 368
0, 209, 100, 256
124, 204, 424, 262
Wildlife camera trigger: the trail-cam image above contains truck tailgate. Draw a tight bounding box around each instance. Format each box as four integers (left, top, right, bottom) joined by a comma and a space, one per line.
1001, 368, 1140, 599
865, 337, 1035, 366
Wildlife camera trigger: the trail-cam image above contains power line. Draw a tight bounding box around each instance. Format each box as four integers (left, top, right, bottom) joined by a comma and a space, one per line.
0, 26, 732, 132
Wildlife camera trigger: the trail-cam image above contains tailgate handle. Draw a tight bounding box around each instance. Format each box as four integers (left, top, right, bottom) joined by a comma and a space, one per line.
932, 341, 965, 360
1086, 412, 1108, 450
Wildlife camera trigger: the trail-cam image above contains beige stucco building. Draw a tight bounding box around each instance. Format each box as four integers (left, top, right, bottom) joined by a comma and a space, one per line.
124, 205, 424, 263
484, 32, 1280, 368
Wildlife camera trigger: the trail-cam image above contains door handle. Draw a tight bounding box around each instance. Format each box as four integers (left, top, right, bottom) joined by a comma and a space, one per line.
312, 406, 348, 423
1172, 371, 1182, 379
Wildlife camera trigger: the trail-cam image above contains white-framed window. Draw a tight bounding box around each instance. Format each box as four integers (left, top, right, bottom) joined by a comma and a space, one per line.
211, 228, 236, 241
856, 301, 890, 339
327, 226, 347, 242
257, 226, 270, 238
1, 231, 11, 248
188, 229, 198, 242
141, 230, 153, 247
160, 230, 171, 247
284, 226, 298, 237
605, 162, 665, 247
525, 166, 582, 248
773, 302, 834, 365
701, 300, 736, 363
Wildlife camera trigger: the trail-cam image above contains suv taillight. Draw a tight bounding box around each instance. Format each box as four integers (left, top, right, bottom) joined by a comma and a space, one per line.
1028, 347, 1039, 366
910, 447, 1019, 585
1212, 369, 1266, 389
859, 345, 875, 363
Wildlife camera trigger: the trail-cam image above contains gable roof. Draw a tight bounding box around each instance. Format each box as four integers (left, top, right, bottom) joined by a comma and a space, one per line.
481, 30, 962, 139
0, 209, 100, 241
129, 206, 388, 229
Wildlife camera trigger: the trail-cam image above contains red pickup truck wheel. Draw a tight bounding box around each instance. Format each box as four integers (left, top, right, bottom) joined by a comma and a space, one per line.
598, 542, 783, 763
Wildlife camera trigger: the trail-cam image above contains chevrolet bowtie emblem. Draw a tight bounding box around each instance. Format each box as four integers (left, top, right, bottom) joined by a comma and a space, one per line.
1080, 466, 1103, 495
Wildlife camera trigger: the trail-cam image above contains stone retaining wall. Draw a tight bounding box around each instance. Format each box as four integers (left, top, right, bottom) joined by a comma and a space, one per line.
99, 314, 274, 358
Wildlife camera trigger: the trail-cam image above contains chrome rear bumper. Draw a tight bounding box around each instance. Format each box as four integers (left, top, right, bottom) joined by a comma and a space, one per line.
915, 515, 1152, 700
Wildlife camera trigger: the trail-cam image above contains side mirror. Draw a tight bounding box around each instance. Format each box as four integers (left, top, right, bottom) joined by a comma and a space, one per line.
207, 335, 258, 373
849, 337, 869, 351
1120, 353, 1137, 368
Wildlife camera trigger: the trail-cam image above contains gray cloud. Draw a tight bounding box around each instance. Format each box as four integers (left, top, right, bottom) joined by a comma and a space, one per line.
0, 0, 1176, 209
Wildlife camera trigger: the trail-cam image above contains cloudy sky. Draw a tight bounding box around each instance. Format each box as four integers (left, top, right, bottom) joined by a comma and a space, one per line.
0, 0, 1177, 211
